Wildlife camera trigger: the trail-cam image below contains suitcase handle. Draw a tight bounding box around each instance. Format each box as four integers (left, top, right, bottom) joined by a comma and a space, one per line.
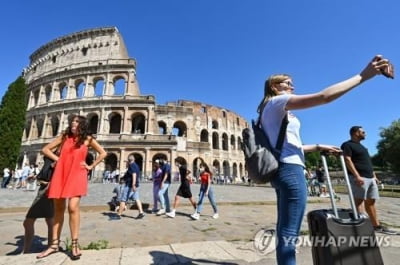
320, 152, 359, 220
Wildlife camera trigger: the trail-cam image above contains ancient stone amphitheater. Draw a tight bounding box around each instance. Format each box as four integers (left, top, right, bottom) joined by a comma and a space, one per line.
21, 27, 248, 181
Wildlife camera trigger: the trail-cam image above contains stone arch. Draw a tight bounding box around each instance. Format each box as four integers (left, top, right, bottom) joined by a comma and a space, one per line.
192, 157, 203, 179
59, 82, 68, 100
113, 76, 126, 95
237, 136, 242, 149
109, 112, 122, 133
175, 156, 187, 166
51, 115, 60, 136
94, 77, 105, 96
158, 121, 167, 134
230, 135, 236, 150
152, 153, 167, 176
232, 163, 238, 178
87, 113, 99, 134
45, 85, 52, 102
200, 129, 208, 142
131, 153, 144, 173
212, 160, 221, 178
239, 163, 244, 179
131, 113, 145, 134
105, 153, 118, 171
86, 152, 95, 180
25, 121, 32, 140
75, 79, 85, 98
172, 121, 187, 137
33, 90, 40, 106
36, 117, 45, 138
223, 160, 230, 178
222, 133, 229, 151
153, 153, 168, 163
212, 120, 219, 129
212, 132, 219, 149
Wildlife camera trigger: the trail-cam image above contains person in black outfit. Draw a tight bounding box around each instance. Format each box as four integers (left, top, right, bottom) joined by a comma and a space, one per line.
166, 158, 197, 218
341, 126, 394, 234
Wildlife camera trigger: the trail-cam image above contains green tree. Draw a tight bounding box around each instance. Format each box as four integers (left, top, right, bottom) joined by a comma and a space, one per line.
305, 152, 320, 169
0, 76, 27, 171
376, 119, 400, 174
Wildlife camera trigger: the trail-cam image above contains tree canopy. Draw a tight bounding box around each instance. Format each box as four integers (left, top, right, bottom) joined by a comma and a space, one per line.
376, 119, 400, 174
0, 76, 27, 172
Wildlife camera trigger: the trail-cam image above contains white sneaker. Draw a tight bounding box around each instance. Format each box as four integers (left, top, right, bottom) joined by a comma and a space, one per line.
212, 213, 219, 219
190, 212, 200, 220
166, 210, 176, 218
156, 209, 166, 215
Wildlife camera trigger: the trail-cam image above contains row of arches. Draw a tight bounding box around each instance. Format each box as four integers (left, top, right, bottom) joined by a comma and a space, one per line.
29, 73, 134, 108
201, 130, 242, 151
25, 112, 243, 151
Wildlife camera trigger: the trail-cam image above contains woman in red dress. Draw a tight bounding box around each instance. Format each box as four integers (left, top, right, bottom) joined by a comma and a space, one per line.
37, 115, 107, 260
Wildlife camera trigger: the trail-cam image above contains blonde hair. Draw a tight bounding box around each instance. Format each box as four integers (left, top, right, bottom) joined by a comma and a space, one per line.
257, 74, 291, 113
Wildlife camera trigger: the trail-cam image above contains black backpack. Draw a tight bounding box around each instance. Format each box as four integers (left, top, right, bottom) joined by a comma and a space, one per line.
241, 105, 288, 184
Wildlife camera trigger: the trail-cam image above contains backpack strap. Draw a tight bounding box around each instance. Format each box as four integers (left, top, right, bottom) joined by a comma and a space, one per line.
258, 101, 288, 154
275, 114, 288, 151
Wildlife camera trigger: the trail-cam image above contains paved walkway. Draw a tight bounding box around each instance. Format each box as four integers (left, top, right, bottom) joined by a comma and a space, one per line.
0, 183, 399, 264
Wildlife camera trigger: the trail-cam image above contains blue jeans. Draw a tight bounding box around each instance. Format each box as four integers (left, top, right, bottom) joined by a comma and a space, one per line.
271, 163, 307, 265
196, 184, 218, 214
158, 183, 170, 212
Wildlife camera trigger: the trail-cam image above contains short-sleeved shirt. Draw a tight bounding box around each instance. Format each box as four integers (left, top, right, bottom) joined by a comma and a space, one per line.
153, 168, 163, 186
3, 168, 10, 178
341, 140, 374, 179
261, 94, 304, 166
200, 171, 211, 185
161, 163, 172, 183
124, 162, 140, 187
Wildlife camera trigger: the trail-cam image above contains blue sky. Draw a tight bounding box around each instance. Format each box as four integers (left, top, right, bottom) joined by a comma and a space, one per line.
1, 0, 399, 155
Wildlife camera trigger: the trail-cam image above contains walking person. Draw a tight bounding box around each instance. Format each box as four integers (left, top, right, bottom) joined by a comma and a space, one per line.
36, 114, 107, 260
116, 154, 145, 219
166, 158, 197, 218
259, 55, 392, 265
341, 126, 395, 234
156, 159, 172, 215
1, 167, 11, 188
190, 162, 219, 220
151, 160, 163, 213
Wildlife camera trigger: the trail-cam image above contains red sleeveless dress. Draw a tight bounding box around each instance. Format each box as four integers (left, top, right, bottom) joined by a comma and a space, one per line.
47, 136, 88, 198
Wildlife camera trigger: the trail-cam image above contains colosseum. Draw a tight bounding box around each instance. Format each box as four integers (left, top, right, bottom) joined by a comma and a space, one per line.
20, 26, 248, 182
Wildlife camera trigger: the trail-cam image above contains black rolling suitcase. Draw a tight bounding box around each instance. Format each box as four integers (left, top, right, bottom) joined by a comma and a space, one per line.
307, 152, 384, 265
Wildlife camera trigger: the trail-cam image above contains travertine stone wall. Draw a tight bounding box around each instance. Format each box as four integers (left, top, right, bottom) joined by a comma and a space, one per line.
20, 27, 248, 182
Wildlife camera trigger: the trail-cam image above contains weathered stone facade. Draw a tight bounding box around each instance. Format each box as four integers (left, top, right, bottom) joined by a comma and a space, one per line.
21, 27, 247, 181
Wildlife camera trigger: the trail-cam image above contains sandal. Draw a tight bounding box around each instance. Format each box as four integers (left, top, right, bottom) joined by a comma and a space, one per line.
70, 238, 82, 260
36, 239, 60, 259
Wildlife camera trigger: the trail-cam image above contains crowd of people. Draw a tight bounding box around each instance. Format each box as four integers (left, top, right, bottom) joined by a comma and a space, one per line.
110, 157, 219, 222
1, 164, 40, 190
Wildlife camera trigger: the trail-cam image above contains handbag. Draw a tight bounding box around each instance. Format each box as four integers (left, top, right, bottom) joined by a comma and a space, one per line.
36, 137, 65, 183
36, 156, 55, 183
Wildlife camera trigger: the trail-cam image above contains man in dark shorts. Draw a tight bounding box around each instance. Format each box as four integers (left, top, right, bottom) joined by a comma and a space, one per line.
166, 158, 197, 218
23, 182, 54, 253
341, 126, 395, 234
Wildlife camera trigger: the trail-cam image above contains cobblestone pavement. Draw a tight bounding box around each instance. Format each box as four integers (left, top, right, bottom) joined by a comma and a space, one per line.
0, 183, 399, 264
